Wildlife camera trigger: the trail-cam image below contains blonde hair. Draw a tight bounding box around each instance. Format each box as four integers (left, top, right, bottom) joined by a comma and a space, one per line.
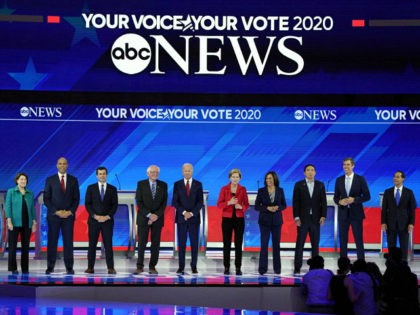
229, 168, 242, 179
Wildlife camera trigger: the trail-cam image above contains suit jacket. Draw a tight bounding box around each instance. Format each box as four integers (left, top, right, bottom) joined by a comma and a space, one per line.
293, 179, 327, 223
85, 183, 118, 221
333, 173, 370, 221
5, 186, 37, 228
172, 179, 204, 225
217, 183, 249, 218
135, 179, 168, 227
254, 186, 287, 226
44, 174, 80, 218
381, 186, 416, 231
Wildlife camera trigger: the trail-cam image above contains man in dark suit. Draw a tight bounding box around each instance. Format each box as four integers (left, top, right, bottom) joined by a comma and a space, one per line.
381, 170, 417, 261
172, 163, 204, 275
334, 157, 370, 259
133, 165, 168, 275
84, 166, 118, 274
44, 157, 80, 274
293, 164, 327, 274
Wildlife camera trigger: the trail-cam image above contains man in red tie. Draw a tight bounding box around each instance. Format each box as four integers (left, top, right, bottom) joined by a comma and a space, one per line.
172, 163, 204, 275
381, 170, 417, 261
44, 157, 80, 274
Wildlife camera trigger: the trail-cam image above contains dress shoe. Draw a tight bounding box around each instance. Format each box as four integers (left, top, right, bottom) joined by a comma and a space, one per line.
176, 268, 184, 275
45, 268, 54, 274
84, 268, 94, 274
108, 268, 117, 275
223, 268, 230, 275
66, 269, 75, 275
22, 271, 29, 275
133, 267, 143, 275
191, 268, 198, 274
236, 268, 243, 276
274, 270, 281, 275
293, 268, 300, 274
149, 267, 158, 275
11, 270, 18, 275
259, 271, 266, 276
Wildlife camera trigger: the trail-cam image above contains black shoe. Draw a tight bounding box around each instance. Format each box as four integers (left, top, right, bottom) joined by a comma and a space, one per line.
108, 268, 117, 275
293, 268, 300, 274
176, 268, 184, 275
236, 268, 242, 276
45, 268, 54, 274
274, 270, 281, 275
22, 271, 29, 275
191, 268, 198, 274
224, 268, 230, 275
259, 271, 266, 275
66, 269, 75, 275
149, 267, 158, 275
84, 267, 94, 274
11, 270, 18, 275
133, 267, 143, 275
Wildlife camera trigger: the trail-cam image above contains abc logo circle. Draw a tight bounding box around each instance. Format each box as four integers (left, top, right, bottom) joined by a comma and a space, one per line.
294, 110, 303, 120
111, 34, 151, 75
20, 107, 30, 117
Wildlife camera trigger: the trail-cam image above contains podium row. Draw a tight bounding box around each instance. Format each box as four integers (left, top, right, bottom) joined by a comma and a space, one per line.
0, 191, 417, 259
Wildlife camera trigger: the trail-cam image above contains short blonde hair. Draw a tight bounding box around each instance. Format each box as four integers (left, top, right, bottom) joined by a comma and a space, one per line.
229, 168, 242, 179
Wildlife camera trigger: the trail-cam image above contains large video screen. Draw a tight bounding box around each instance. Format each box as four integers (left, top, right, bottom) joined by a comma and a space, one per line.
1, 0, 420, 94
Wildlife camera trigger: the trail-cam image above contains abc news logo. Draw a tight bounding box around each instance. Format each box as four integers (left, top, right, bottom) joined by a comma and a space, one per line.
111, 34, 151, 74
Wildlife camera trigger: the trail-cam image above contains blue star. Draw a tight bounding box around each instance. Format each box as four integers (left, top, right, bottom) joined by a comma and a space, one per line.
9, 58, 48, 90
0, 1, 15, 15
64, 15, 100, 47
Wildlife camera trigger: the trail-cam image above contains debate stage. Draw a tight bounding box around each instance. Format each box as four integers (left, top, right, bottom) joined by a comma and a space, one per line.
1, 250, 419, 313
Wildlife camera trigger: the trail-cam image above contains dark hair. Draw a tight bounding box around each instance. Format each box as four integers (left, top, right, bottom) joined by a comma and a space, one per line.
96, 166, 108, 175
307, 255, 324, 270
343, 157, 355, 166
264, 171, 279, 187
394, 170, 406, 179
14, 172, 29, 184
304, 164, 316, 172
351, 259, 367, 273
337, 256, 351, 273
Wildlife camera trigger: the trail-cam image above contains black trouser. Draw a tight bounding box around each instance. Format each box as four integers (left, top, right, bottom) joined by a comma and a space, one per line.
137, 224, 162, 268
8, 227, 31, 272
87, 219, 114, 268
222, 217, 244, 269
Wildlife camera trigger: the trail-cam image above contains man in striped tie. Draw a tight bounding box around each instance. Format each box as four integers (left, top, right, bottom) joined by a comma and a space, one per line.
134, 165, 168, 275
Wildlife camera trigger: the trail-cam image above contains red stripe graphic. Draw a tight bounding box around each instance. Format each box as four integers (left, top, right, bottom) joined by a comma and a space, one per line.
352, 19, 365, 27
47, 15, 60, 23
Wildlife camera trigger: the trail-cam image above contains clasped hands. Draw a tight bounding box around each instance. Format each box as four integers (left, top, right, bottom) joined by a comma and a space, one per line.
55, 210, 73, 218
93, 214, 111, 223
267, 205, 279, 212
228, 197, 243, 209
339, 197, 355, 206
148, 213, 159, 225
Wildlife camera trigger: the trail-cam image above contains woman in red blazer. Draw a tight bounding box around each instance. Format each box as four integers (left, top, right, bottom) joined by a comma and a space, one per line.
217, 168, 249, 275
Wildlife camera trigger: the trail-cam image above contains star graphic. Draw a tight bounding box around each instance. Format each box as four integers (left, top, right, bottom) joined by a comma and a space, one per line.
64, 16, 100, 47
9, 58, 48, 90
0, 1, 15, 15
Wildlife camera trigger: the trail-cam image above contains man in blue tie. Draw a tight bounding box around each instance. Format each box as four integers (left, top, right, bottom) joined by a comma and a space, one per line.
381, 170, 417, 261
333, 157, 370, 259
84, 166, 118, 274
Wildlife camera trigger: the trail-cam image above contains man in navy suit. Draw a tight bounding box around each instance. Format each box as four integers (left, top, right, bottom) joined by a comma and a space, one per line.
172, 163, 204, 275
84, 166, 118, 274
334, 157, 370, 259
292, 164, 327, 274
381, 170, 417, 261
44, 157, 80, 274
133, 165, 168, 275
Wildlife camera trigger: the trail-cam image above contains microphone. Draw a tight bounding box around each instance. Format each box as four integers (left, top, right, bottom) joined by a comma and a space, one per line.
115, 174, 122, 190
326, 179, 331, 192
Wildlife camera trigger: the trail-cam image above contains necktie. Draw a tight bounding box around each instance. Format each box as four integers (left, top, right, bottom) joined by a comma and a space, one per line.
396, 188, 400, 206
100, 184, 105, 201
151, 182, 156, 199
60, 175, 65, 193
186, 180, 190, 196
345, 176, 351, 196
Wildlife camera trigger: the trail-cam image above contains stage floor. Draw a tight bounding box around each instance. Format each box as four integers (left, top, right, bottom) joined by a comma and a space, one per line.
0, 250, 419, 313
